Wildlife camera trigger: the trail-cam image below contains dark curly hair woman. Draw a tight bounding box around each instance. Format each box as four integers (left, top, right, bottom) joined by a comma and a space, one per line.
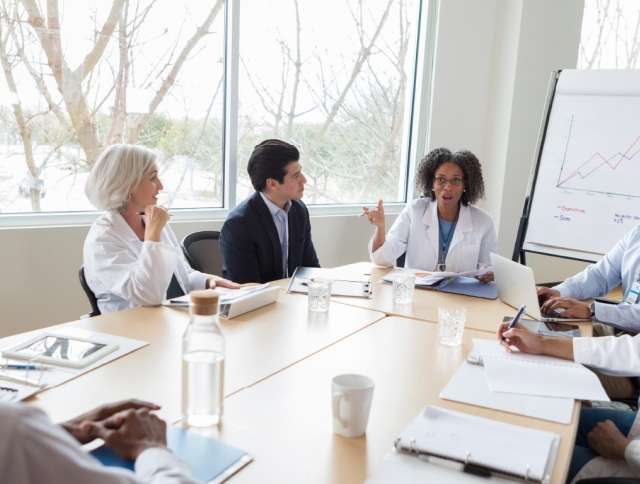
362, 147, 497, 279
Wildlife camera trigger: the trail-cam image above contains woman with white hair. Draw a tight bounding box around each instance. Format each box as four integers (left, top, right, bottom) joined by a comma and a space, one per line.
83, 144, 238, 314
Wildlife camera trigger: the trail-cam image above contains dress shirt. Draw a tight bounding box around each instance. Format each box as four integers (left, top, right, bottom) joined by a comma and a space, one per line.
369, 197, 497, 272
259, 192, 291, 278
0, 402, 197, 484
554, 225, 640, 333
571, 334, 640, 482
83, 211, 209, 314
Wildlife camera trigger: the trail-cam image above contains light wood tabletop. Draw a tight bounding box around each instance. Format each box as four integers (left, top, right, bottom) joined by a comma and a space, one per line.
278, 262, 521, 333
22, 290, 384, 423
195, 316, 579, 484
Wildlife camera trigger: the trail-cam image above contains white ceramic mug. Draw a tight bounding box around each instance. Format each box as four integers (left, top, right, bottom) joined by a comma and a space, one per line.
331, 374, 374, 438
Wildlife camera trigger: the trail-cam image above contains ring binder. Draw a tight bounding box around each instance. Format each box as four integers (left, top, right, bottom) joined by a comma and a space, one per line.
392, 406, 558, 483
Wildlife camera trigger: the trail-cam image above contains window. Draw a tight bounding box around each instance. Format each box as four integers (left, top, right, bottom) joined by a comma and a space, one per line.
0, 0, 424, 218
237, 0, 420, 205
0, 1, 225, 214
579, 0, 640, 69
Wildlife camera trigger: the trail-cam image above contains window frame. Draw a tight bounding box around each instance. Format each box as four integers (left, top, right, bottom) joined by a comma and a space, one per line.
0, 0, 435, 228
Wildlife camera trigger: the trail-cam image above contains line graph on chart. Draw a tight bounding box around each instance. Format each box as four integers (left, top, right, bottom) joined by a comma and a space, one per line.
555, 115, 640, 198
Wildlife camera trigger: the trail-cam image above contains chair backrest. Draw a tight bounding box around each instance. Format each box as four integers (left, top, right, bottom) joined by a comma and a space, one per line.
182, 230, 222, 276
78, 266, 101, 317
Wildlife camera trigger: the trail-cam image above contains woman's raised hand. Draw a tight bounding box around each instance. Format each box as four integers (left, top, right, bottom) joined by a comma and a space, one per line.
143, 205, 170, 242
362, 199, 385, 228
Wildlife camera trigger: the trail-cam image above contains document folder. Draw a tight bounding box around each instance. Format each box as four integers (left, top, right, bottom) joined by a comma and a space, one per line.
92, 426, 253, 483
287, 266, 372, 298
436, 277, 498, 299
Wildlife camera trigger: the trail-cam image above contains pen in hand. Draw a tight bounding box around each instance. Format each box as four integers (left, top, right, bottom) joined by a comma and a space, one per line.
502, 304, 526, 341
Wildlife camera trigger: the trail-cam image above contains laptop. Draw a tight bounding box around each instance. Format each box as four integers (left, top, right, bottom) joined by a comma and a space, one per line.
490, 253, 591, 322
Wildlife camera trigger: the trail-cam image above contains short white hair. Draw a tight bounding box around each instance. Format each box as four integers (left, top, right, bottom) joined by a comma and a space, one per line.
85, 144, 159, 211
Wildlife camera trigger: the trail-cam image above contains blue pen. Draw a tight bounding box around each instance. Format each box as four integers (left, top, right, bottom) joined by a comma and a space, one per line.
507, 304, 527, 330
1, 363, 48, 371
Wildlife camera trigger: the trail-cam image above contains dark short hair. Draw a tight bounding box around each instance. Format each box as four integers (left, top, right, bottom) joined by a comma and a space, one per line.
415, 147, 485, 205
247, 139, 300, 191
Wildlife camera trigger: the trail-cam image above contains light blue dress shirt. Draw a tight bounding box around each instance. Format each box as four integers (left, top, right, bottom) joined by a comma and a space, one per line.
554, 225, 640, 333
260, 192, 291, 277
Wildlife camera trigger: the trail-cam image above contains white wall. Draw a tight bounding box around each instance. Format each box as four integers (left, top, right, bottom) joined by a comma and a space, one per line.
0, 214, 395, 337
0, 0, 592, 336
427, 0, 588, 280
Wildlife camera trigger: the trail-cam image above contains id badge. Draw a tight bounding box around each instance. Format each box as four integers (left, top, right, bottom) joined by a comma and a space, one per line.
625, 279, 640, 304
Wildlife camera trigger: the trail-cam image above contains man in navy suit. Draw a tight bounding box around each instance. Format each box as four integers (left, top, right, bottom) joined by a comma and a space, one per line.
220, 139, 320, 283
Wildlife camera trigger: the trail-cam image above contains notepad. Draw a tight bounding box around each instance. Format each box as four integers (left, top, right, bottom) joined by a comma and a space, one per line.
92, 427, 252, 483
440, 361, 574, 423
472, 339, 609, 401
395, 405, 558, 482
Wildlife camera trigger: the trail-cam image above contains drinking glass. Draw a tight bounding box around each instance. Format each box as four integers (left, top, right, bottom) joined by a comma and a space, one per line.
392, 272, 415, 305
308, 278, 332, 313
438, 307, 466, 346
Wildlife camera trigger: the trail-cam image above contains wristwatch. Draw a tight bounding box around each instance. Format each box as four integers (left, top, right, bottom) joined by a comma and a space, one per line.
589, 301, 596, 319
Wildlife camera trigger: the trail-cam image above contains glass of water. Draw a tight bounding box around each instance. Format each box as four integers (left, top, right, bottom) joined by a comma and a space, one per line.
392, 272, 415, 305
438, 307, 466, 346
308, 278, 332, 313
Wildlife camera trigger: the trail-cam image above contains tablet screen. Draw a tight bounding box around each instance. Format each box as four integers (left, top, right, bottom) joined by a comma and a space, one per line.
15, 336, 107, 363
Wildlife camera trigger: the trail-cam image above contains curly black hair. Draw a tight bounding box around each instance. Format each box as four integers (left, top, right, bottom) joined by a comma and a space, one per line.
415, 148, 485, 205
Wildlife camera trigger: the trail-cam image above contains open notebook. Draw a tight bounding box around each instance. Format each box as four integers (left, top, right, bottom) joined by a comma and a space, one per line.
393, 405, 559, 482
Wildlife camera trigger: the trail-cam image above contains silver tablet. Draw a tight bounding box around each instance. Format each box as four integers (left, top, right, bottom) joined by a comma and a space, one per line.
2, 333, 118, 369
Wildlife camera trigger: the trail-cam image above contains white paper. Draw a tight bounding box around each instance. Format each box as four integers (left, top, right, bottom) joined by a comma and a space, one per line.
472, 339, 609, 401
440, 361, 574, 424
396, 405, 557, 481
0, 378, 40, 402
384, 268, 489, 287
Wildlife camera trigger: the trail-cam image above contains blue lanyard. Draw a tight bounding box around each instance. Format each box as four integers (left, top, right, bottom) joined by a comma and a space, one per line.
438, 217, 457, 261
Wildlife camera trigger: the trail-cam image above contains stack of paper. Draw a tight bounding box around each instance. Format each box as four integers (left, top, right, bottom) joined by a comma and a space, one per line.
440, 361, 574, 423
440, 339, 608, 423
472, 339, 609, 401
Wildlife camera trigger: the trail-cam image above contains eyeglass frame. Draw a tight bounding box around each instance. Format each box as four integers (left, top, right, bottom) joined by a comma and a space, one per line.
434, 176, 465, 187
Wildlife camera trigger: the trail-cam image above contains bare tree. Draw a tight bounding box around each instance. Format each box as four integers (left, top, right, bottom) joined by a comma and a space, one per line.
0, 0, 224, 211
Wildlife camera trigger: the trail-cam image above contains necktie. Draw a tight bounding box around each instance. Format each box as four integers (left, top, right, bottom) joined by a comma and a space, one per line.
276, 211, 288, 278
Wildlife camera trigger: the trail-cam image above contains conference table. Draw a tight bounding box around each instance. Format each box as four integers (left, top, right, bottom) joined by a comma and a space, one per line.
8, 262, 594, 483
24, 289, 384, 423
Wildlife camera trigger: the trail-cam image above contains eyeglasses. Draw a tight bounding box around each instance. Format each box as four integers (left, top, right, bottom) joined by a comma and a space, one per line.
434, 177, 464, 187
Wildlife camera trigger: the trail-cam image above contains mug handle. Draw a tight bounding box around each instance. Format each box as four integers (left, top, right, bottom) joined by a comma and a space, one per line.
332, 392, 347, 427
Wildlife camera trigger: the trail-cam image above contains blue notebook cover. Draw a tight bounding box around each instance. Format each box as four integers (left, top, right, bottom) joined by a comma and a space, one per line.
91, 426, 252, 482
436, 276, 498, 299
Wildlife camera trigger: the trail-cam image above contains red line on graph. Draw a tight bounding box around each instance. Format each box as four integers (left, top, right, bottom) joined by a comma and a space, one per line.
558, 135, 640, 186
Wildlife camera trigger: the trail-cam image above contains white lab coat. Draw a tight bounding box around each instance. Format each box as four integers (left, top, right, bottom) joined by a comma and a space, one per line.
555, 224, 640, 333
369, 198, 497, 272
0, 402, 197, 484
572, 334, 640, 482
83, 211, 209, 314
